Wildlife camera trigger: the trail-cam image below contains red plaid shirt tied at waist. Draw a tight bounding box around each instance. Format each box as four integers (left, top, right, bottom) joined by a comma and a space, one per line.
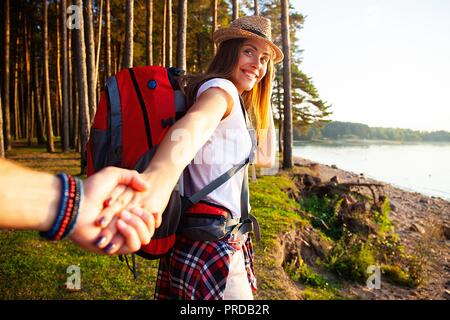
154, 234, 257, 300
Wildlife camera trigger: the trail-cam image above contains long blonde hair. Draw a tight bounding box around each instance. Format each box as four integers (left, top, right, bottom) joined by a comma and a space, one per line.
242, 59, 274, 136
181, 38, 274, 137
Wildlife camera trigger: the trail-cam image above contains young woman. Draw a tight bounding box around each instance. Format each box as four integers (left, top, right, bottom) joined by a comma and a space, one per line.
95, 15, 283, 299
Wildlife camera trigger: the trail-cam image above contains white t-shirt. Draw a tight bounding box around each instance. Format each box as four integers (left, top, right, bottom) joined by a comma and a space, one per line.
183, 78, 252, 218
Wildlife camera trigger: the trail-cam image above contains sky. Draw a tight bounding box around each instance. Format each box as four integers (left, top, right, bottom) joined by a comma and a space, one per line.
292, 0, 450, 132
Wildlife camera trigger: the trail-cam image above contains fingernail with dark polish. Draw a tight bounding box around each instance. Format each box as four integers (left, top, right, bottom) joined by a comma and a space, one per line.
103, 197, 112, 208
104, 243, 116, 254
95, 236, 106, 247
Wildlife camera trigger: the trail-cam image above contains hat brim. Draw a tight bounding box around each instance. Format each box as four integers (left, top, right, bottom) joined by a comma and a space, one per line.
213, 27, 284, 64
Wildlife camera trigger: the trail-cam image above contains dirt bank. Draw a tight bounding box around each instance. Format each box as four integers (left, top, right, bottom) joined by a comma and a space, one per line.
293, 156, 450, 300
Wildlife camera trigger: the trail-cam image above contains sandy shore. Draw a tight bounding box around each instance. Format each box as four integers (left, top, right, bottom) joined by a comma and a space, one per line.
293, 156, 450, 300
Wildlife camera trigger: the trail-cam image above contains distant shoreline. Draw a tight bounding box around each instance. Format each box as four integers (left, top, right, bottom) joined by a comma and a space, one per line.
294, 139, 450, 146
292, 142, 450, 201
292, 155, 450, 203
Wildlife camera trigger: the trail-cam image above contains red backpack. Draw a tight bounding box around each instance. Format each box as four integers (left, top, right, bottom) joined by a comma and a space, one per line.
87, 66, 185, 260
87, 66, 259, 264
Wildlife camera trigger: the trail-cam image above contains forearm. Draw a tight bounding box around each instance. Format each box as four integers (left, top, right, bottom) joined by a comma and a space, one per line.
0, 159, 61, 231
137, 88, 228, 215
141, 110, 220, 213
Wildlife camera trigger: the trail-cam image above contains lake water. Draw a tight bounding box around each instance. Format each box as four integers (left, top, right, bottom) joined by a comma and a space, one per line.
293, 141, 450, 201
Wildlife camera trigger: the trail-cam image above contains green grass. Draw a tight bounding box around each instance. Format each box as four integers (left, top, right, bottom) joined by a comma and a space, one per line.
1, 145, 312, 299
248, 171, 307, 299
0, 230, 159, 299
324, 235, 376, 283
1, 143, 159, 299
249, 170, 343, 299
1, 144, 425, 300
373, 197, 395, 235
296, 179, 426, 289
299, 194, 343, 240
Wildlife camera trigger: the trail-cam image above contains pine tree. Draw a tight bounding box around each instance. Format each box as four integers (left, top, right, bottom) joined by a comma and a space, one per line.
3, 0, 12, 151
123, 0, 134, 68
84, 0, 97, 120
61, 0, 70, 152
281, 0, 293, 169
146, 0, 153, 66
74, 0, 91, 173
43, 0, 55, 152
177, 0, 187, 71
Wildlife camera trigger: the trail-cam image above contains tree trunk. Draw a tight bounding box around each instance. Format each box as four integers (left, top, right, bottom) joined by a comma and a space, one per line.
25, 14, 34, 145
165, 0, 172, 67
71, 34, 79, 150
196, 33, 201, 72
232, 0, 239, 20
74, 0, 91, 174
3, 0, 12, 151
55, 1, 62, 138
43, 0, 55, 152
13, 32, 20, 140
281, 0, 293, 169
161, 0, 166, 66
116, 41, 122, 73
146, 0, 153, 65
84, 0, 97, 121
105, 0, 111, 78
61, 0, 70, 152
276, 78, 283, 153
33, 30, 46, 145
94, 0, 103, 89
211, 0, 217, 55
177, 0, 187, 71
254, 0, 259, 15
123, 0, 134, 68
69, 24, 75, 149
0, 89, 4, 157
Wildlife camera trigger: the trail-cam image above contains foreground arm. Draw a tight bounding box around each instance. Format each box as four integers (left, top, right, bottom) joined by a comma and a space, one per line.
0, 158, 62, 231
0, 159, 153, 254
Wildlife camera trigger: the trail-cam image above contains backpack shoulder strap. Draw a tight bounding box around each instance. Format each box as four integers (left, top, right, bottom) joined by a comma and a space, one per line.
184, 96, 257, 218
183, 157, 250, 209
105, 75, 123, 166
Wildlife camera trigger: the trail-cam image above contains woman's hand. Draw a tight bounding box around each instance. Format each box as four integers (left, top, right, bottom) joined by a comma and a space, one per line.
94, 185, 164, 254
69, 167, 154, 255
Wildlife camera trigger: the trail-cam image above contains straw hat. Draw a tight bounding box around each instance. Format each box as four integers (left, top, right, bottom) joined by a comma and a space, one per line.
213, 15, 284, 64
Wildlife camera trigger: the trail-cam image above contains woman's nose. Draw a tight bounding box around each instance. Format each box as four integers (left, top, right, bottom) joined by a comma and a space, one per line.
251, 56, 263, 70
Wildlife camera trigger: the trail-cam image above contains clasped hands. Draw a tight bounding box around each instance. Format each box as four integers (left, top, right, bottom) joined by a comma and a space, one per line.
69, 167, 161, 255
95, 175, 161, 255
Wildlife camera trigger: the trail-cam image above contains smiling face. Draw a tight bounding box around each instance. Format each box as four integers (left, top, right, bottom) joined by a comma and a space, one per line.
231, 38, 272, 94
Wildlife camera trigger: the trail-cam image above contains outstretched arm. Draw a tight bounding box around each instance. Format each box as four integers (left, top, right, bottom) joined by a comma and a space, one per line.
94, 87, 233, 253
0, 158, 153, 254
0, 158, 62, 231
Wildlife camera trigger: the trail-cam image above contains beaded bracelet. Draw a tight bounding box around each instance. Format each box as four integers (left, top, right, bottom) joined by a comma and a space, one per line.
40, 173, 83, 241
62, 176, 83, 239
